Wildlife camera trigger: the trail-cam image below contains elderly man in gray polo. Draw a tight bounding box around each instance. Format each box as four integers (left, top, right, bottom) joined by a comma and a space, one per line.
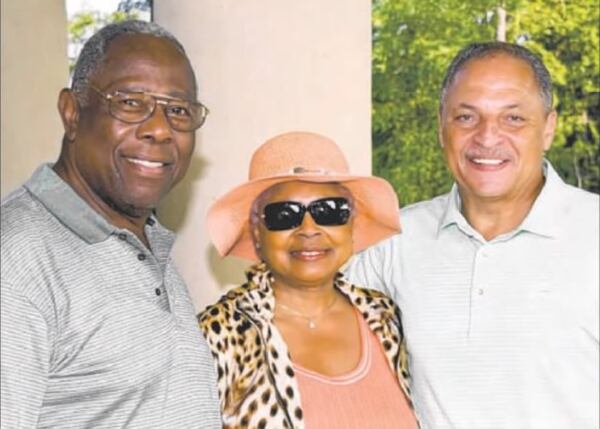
1, 21, 220, 428
346, 42, 599, 429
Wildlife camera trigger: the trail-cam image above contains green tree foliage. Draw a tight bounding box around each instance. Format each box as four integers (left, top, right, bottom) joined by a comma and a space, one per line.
68, 0, 152, 73
373, 0, 600, 205
68, 10, 135, 73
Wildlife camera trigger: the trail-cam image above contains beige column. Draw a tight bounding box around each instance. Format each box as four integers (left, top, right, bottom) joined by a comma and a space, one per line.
154, 1, 372, 310
1, 0, 68, 197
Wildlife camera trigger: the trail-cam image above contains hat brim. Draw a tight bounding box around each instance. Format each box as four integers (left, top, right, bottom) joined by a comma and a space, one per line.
207, 173, 401, 260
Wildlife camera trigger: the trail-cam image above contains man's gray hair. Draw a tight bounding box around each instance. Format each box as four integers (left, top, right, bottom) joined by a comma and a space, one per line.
440, 41, 553, 114
71, 20, 189, 105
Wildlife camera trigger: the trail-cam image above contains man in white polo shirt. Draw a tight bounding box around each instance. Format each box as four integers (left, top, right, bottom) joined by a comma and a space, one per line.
346, 42, 599, 429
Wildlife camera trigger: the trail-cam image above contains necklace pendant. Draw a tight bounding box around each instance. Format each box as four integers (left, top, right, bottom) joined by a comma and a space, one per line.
308, 320, 316, 329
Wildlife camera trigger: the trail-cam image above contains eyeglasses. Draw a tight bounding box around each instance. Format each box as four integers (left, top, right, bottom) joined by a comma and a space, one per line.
261, 197, 352, 231
88, 85, 209, 132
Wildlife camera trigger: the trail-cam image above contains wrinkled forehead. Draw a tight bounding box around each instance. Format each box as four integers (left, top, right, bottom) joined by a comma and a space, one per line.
441, 53, 545, 116
93, 34, 196, 95
448, 54, 539, 97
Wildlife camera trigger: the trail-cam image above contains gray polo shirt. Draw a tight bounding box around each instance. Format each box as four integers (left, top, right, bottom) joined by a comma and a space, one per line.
1, 164, 221, 428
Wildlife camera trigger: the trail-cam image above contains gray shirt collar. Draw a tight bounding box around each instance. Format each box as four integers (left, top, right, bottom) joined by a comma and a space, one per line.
24, 164, 166, 245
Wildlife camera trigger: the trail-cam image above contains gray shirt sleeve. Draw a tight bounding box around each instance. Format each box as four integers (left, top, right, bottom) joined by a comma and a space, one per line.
1, 282, 49, 429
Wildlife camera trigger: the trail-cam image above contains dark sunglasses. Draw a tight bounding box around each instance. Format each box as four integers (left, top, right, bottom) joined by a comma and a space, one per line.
261, 197, 352, 231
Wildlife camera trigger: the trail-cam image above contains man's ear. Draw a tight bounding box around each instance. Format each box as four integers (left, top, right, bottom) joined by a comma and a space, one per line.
543, 110, 558, 152
58, 88, 80, 141
437, 109, 444, 148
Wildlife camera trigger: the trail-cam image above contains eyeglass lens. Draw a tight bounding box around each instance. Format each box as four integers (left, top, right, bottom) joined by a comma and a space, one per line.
107, 91, 207, 131
262, 197, 351, 231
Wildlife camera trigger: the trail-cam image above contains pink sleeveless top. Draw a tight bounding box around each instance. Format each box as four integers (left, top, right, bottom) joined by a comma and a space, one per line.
294, 311, 419, 429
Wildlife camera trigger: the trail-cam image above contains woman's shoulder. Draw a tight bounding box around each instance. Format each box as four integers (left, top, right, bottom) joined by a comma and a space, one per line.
197, 284, 249, 332
337, 274, 398, 307
198, 284, 266, 375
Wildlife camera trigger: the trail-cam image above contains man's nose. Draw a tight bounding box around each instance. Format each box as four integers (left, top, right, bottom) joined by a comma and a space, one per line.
135, 104, 174, 143
473, 118, 501, 147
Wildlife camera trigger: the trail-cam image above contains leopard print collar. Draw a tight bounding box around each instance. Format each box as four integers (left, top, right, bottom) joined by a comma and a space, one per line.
234, 262, 399, 327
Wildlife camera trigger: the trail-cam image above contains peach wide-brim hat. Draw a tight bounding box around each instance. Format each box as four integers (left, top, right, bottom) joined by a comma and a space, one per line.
206, 131, 401, 261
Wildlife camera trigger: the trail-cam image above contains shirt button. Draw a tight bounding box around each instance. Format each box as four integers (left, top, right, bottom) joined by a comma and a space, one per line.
155, 288, 162, 296
118, 233, 127, 241
137, 253, 146, 261
478, 288, 484, 295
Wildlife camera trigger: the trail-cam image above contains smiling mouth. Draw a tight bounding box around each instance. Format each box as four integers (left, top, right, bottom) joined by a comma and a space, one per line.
125, 157, 169, 169
290, 249, 330, 260
467, 154, 514, 169
472, 158, 505, 165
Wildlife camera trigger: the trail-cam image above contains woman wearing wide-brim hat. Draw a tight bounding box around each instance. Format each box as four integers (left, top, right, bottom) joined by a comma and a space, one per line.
199, 131, 420, 429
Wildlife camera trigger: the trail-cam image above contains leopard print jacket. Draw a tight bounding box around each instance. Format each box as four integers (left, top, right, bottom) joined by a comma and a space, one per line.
198, 263, 415, 429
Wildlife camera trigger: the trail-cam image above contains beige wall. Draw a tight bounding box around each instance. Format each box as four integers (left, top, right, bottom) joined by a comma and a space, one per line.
1, 1, 371, 312
1, 0, 68, 197
154, 1, 372, 310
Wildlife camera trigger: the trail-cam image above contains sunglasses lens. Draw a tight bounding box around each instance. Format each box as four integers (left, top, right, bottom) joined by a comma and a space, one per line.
262, 198, 351, 231
310, 198, 351, 226
262, 202, 304, 231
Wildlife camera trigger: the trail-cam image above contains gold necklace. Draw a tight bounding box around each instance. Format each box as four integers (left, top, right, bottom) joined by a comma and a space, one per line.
276, 294, 338, 329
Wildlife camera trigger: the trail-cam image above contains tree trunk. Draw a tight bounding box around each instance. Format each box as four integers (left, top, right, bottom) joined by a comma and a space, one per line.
573, 155, 583, 188
496, 5, 507, 41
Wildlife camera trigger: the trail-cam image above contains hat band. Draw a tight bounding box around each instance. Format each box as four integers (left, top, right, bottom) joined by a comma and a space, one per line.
290, 167, 335, 175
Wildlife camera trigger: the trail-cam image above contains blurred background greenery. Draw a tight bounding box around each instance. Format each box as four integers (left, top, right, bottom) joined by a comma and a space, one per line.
67, 0, 151, 74
372, 0, 600, 205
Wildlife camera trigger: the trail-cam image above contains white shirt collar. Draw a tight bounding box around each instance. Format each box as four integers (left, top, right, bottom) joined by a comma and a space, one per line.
437, 160, 567, 241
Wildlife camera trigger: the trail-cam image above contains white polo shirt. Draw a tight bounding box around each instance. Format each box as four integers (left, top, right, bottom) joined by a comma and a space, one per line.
346, 162, 599, 429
